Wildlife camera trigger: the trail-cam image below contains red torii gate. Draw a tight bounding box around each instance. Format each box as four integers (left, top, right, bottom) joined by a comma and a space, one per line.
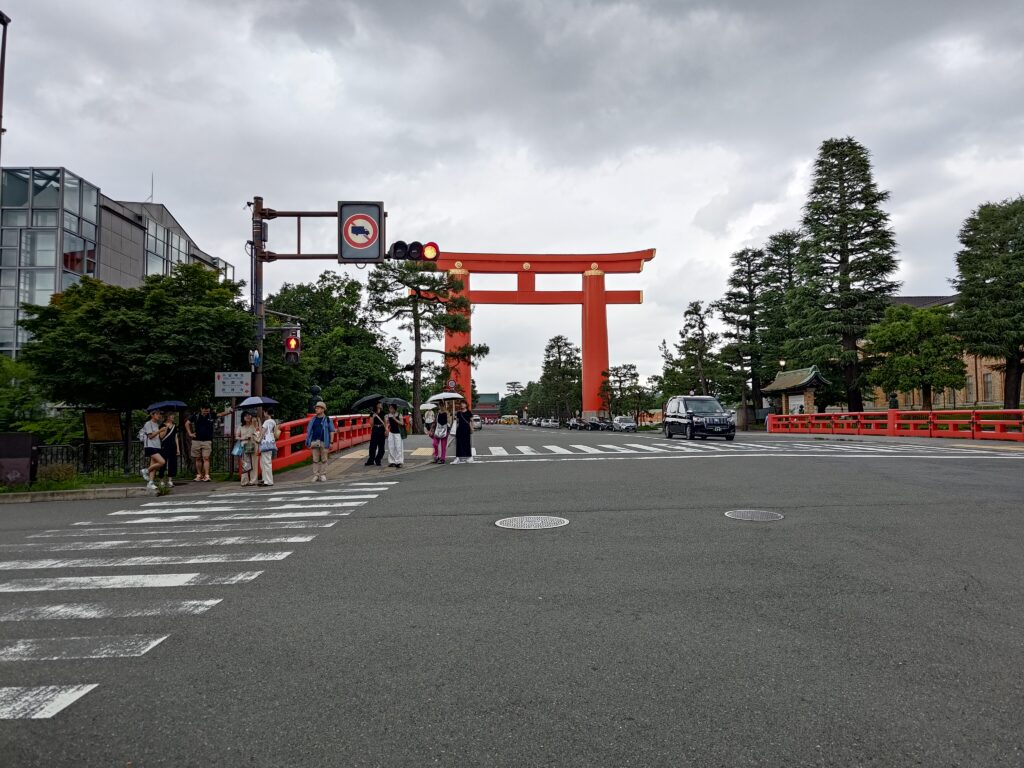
437, 249, 656, 417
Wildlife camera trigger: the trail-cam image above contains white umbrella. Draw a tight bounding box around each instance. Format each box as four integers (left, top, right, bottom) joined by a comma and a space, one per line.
419, 403, 438, 411
427, 392, 464, 403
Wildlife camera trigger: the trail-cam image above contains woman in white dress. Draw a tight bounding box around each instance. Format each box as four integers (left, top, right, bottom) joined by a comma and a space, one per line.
385, 404, 404, 468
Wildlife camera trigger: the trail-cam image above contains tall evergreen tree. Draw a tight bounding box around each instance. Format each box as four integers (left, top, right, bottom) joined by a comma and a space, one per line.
713, 247, 767, 407
760, 229, 803, 388
539, 335, 582, 421
789, 137, 900, 411
367, 262, 488, 433
952, 196, 1024, 408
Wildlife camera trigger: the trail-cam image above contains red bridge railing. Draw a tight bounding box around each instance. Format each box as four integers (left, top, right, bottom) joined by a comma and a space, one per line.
767, 409, 1024, 442
271, 414, 373, 471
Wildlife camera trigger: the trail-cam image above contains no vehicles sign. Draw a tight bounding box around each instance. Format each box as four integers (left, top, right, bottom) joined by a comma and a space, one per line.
338, 201, 385, 263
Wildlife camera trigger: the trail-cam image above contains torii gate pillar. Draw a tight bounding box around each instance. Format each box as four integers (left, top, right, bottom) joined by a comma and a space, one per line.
439, 250, 655, 417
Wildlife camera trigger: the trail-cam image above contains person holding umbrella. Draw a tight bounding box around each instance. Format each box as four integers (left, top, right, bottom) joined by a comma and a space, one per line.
365, 402, 387, 467
140, 408, 169, 491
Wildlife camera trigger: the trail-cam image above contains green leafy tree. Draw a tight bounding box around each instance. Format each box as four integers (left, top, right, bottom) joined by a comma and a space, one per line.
788, 137, 900, 411
866, 305, 966, 410
367, 262, 488, 432
952, 196, 1024, 408
538, 335, 581, 421
760, 229, 803, 387
713, 247, 768, 407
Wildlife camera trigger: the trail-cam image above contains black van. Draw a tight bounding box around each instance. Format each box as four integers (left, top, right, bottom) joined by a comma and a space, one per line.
663, 395, 736, 440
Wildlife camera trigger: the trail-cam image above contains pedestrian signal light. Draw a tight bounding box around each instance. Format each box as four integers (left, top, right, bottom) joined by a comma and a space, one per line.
284, 335, 301, 365
422, 242, 439, 261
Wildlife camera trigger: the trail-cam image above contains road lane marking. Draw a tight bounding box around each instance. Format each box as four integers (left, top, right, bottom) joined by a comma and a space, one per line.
542, 445, 574, 454
0, 600, 223, 622
489, 447, 509, 456
141, 493, 377, 507
87, 510, 356, 524
30, 521, 338, 538
0, 571, 264, 592
569, 445, 604, 453
0, 634, 168, 661
596, 444, 632, 453
515, 446, 540, 455
623, 443, 666, 452
351, 482, 398, 486
1, 536, 315, 553
0, 685, 99, 719
0, 552, 292, 570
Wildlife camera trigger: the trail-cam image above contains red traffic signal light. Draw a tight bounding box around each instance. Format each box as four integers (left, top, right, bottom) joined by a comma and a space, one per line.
422, 242, 439, 261
387, 240, 440, 261
284, 335, 301, 365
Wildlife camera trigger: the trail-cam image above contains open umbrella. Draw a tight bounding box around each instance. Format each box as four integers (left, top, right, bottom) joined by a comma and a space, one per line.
146, 400, 187, 412
382, 397, 413, 410
427, 392, 464, 403
351, 394, 385, 411
419, 403, 438, 411
238, 396, 279, 408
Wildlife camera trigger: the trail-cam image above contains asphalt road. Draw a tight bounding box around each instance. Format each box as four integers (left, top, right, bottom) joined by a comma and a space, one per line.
1, 428, 1022, 767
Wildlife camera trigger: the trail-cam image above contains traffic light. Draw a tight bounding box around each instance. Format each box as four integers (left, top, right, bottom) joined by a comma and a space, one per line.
387, 240, 441, 261
284, 335, 301, 365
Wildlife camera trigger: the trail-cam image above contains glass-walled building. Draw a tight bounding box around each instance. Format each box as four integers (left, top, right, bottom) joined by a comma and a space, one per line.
0, 166, 234, 357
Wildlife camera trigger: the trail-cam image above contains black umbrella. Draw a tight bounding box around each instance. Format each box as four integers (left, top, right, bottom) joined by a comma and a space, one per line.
352, 394, 385, 411
146, 400, 188, 412
382, 397, 413, 410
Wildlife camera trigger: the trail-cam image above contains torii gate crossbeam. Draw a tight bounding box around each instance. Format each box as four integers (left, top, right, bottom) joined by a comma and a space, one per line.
436, 249, 656, 417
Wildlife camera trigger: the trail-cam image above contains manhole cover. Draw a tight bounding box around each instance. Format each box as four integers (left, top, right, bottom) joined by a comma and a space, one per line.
495, 516, 569, 530
725, 509, 784, 522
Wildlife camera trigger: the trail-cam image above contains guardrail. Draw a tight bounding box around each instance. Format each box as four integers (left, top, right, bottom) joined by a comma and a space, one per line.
767, 409, 1024, 442
272, 414, 373, 471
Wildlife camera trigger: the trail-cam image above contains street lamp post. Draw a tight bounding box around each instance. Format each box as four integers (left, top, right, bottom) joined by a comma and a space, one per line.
0, 12, 10, 170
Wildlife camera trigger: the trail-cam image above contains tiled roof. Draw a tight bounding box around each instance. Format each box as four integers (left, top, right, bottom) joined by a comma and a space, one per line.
891, 295, 958, 308
762, 365, 831, 393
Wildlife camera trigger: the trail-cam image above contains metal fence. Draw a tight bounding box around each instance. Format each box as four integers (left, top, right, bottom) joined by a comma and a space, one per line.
36, 438, 236, 480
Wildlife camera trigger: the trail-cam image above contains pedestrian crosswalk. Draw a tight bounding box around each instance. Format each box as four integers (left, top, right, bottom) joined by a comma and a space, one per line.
0, 479, 396, 719
447, 438, 1019, 460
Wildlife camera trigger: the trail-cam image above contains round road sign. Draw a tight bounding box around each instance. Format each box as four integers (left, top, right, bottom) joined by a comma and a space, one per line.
342, 213, 379, 250
447, 379, 457, 390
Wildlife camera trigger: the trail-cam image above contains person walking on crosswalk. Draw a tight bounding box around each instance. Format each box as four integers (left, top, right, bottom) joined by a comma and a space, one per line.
452, 400, 475, 464
385, 403, 404, 468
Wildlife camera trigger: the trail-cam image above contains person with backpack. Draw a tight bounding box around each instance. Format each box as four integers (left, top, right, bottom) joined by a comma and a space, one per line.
431, 410, 449, 464
258, 407, 279, 487
305, 401, 335, 482
139, 409, 168, 491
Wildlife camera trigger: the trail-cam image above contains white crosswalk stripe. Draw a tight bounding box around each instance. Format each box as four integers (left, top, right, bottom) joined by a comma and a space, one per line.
1, 536, 315, 553
0, 685, 99, 719
30, 521, 337, 538
0, 552, 292, 571
569, 444, 604, 454
141, 494, 377, 507
515, 446, 540, 455
110, 501, 366, 515
623, 443, 667, 452
78, 510, 353, 525
0, 600, 222, 622
0, 634, 168, 661
488, 447, 509, 456
597, 444, 632, 453
0, 571, 264, 592
542, 445, 574, 454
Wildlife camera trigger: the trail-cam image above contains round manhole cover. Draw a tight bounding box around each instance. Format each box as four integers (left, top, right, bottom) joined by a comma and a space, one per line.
495, 516, 569, 530
725, 509, 784, 522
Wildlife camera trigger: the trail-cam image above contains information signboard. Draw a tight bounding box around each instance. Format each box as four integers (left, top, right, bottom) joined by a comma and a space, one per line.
215, 372, 251, 398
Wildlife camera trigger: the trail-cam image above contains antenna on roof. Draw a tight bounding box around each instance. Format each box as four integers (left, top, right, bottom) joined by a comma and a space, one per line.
144, 172, 154, 202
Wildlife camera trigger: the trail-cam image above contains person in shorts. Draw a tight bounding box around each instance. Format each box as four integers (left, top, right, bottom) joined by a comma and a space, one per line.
305, 401, 335, 482
141, 409, 168, 491
186, 404, 221, 482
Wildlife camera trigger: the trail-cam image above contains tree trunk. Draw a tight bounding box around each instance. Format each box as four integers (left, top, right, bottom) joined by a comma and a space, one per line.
922, 383, 933, 411
412, 300, 423, 434
1003, 355, 1023, 409
842, 333, 863, 412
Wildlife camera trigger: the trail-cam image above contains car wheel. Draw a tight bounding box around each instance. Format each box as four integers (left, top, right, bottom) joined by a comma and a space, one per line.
725, 435, 735, 441
686, 424, 694, 440
664, 424, 672, 439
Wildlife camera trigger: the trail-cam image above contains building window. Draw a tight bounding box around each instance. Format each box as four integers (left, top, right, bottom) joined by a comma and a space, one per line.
965, 376, 974, 402
32, 210, 58, 227
1, 170, 30, 207
20, 230, 58, 267
63, 211, 79, 234
63, 233, 86, 273
1, 229, 16, 247
81, 184, 98, 223
983, 373, 994, 402
63, 173, 81, 215
1, 210, 27, 226
0, 249, 15, 267
32, 170, 61, 207
19, 269, 55, 307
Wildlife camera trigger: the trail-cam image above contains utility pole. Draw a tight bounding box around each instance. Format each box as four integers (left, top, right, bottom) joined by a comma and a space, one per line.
250, 196, 266, 397
0, 12, 12, 169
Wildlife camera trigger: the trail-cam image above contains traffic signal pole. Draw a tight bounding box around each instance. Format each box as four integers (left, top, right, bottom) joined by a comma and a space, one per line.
251, 196, 266, 397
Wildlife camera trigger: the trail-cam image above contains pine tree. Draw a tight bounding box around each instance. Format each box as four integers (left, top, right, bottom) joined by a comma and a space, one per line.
760, 229, 802, 387
713, 247, 767, 407
789, 137, 900, 411
952, 196, 1024, 408
539, 335, 582, 421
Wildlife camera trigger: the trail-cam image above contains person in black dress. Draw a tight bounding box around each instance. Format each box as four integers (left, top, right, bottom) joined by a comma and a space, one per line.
156, 413, 180, 488
453, 400, 475, 464
366, 402, 387, 466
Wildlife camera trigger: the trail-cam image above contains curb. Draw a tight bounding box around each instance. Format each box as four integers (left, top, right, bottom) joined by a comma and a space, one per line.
0, 487, 152, 505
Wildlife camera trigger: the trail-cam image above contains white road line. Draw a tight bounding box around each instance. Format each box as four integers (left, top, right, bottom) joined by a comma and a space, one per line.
0, 685, 99, 719
350, 482, 397, 486
141, 494, 378, 507
30, 521, 337, 538
1, 536, 315, 553
569, 444, 604, 454
597, 444, 632, 453
515, 446, 540, 455
0, 571, 264, 592
623, 443, 666, 452
0, 599, 223, 622
488, 447, 509, 456
0, 634, 168, 661
647, 442, 702, 452
543, 445, 574, 454
690, 442, 731, 451
110, 500, 367, 515
87, 510, 354, 524
0, 552, 292, 571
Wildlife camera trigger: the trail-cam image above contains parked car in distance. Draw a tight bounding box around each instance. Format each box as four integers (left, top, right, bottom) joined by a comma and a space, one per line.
567, 417, 584, 430
612, 416, 637, 432
584, 417, 611, 431
663, 395, 736, 440
540, 418, 559, 428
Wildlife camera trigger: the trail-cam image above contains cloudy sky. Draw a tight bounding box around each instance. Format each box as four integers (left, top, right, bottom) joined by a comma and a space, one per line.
4, 0, 1023, 393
